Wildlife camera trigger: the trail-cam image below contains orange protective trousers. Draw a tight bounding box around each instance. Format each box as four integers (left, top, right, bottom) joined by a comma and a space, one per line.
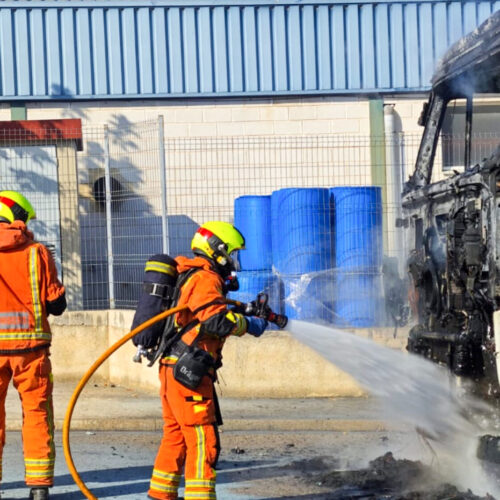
148, 365, 219, 500
0, 349, 55, 486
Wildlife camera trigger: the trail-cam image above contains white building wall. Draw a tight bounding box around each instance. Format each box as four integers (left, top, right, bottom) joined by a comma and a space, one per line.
23, 94, 429, 240
25, 98, 366, 134
25, 95, 427, 137
24, 96, 428, 199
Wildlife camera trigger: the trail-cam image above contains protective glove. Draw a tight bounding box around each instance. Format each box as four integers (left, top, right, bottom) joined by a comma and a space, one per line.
246, 316, 268, 337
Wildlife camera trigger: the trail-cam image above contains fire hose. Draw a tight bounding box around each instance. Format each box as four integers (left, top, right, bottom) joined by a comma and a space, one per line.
62, 296, 287, 499
62, 304, 188, 500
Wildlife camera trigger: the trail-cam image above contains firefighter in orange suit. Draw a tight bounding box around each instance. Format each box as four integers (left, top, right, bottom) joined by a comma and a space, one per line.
138, 222, 268, 500
0, 191, 66, 500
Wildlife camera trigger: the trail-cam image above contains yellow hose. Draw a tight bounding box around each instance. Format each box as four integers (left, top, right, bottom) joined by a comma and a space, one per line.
62, 304, 188, 500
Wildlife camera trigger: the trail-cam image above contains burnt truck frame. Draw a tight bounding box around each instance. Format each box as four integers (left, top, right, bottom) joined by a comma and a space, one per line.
402, 10, 500, 396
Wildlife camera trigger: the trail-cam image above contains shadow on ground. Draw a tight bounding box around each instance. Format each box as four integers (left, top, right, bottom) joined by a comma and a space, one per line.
1, 458, 308, 499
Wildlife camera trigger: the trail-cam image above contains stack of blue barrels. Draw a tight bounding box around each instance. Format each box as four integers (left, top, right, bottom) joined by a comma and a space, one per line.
231, 186, 383, 329
271, 188, 334, 323
330, 187, 383, 327
229, 196, 281, 317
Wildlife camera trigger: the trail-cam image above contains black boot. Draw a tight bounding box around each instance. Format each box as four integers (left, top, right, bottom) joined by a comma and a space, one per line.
29, 487, 49, 500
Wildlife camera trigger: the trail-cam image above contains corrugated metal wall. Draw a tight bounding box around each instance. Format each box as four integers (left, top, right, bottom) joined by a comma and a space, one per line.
1, 0, 499, 100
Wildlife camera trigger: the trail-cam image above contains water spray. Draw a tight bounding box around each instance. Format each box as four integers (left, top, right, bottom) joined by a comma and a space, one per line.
287, 319, 500, 497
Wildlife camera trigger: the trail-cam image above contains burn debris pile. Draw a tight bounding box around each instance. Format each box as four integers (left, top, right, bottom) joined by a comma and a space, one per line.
314, 452, 496, 500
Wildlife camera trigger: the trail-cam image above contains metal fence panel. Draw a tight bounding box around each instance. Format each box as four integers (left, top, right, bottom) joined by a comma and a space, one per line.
5, 118, 492, 328
78, 119, 165, 309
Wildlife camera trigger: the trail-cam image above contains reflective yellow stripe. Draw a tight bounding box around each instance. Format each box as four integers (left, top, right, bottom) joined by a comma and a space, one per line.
25, 458, 55, 465
193, 404, 206, 414
29, 247, 42, 332
25, 471, 54, 478
225, 311, 237, 324
0, 332, 51, 340
149, 480, 178, 493
162, 355, 179, 363
46, 396, 55, 459
229, 312, 246, 336
151, 469, 180, 482
184, 492, 216, 499
185, 479, 216, 487
145, 261, 176, 275
195, 425, 206, 479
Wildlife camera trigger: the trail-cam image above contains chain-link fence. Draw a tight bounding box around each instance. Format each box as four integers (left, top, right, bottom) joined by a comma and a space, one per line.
78, 119, 166, 310
2, 116, 495, 328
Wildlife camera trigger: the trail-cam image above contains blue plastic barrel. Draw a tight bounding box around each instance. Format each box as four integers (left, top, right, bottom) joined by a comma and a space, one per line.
334, 271, 384, 327
271, 188, 333, 274
228, 270, 280, 309
330, 187, 383, 327
330, 187, 382, 270
282, 272, 334, 324
234, 195, 272, 270
270, 189, 292, 271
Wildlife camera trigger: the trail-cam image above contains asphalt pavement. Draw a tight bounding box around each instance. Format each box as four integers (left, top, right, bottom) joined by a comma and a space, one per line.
5, 379, 390, 433
1, 379, 415, 500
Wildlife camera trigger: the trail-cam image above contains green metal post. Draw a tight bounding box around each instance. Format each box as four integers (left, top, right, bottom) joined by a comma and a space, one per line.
10, 103, 27, 120
369, 98, 388, 252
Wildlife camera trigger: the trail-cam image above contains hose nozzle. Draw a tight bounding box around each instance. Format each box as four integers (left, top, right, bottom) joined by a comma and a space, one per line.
246, 292, 288, 329
267, 311, 288, 329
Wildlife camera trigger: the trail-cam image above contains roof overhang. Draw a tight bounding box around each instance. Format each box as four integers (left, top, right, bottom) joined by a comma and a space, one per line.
0, 119, 83, 151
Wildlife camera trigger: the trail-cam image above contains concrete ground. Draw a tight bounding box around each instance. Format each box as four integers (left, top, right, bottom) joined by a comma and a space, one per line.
5, 379, 391, 432
1, 380, 422, 499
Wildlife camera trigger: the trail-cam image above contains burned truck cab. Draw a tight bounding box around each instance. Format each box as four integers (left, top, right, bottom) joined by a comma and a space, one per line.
402, 11, 500, 395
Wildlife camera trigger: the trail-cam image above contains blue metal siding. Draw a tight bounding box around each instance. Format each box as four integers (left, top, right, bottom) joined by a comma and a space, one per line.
0, 1, 499, 100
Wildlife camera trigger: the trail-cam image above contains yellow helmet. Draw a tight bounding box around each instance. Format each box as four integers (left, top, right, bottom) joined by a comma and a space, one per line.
191, 221, 245, 270
0, 191, 36, 224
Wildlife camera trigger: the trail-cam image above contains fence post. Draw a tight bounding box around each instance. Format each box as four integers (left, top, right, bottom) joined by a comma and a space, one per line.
158, 115, 169, 254
369, 99, 388, 252
104, 125, 115, 309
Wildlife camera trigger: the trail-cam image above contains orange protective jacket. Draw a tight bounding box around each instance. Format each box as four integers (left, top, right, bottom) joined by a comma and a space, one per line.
168, 256, 247, 366
0, 221, 65, 352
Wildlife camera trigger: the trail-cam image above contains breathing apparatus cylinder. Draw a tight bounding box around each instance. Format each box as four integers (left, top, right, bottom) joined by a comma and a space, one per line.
131, 254, 178, 349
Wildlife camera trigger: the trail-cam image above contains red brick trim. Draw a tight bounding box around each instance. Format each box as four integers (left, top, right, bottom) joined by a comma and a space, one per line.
0, 119, 83, 151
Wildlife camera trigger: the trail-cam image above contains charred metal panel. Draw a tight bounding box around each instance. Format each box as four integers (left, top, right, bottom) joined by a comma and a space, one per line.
401, 8, 500, 391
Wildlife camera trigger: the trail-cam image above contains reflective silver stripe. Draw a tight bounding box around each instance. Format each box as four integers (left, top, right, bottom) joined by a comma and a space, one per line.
185, 479, 216, 487
195, 425, 206, 480
145, 261, 176, 275
152, 470, 181, 481
25, 469, 54, 475
0, 312, 29, 329
25, 458, 55, 465
29, 247, 42, 332
149, 480, 178, 493
0, 332, 51, 341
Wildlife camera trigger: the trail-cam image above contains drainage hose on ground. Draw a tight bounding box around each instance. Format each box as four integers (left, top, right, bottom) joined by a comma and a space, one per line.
62, 304, 188, 500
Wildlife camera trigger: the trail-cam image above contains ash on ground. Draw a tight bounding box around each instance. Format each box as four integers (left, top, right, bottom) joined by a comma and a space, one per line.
310, 452, 496, 500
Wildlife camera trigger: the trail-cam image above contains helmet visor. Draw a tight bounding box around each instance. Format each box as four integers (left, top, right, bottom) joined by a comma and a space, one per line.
230, 250, 241, 271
